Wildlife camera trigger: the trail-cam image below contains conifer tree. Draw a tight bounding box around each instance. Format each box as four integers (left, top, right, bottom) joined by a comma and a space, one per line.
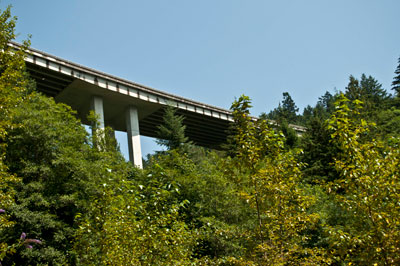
156, 105, 190, 150
392, 57, 400, 95
280, 92, 299, 123
263, 92, 300, 148
345, 75, 388, 109
266, 92, 299, 124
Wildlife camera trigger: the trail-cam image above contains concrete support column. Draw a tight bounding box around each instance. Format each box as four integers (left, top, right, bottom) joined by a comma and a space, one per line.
90, 95, 105, 132
90, 96, 106, 150
126, 105, 143, 169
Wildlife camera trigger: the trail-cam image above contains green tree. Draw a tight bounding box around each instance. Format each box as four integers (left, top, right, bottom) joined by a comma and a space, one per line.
0, 8, 135, 263
156, 105, 190, 150
326, 94, 400, 265
300, 116, 339, 184
263, 92, 299, 149
145, 148, 253, 264
345, 74, 389, 119
367, 60, 400, 139
375, 107, 400, 138
266, 92, 299, 124
317, 91, 335, 115
299, 91, 336, 126
0, 5, 35, 262
300, 105, 314, 125
228, 95, 327, 265
2, 92, 95, 265
280, 91, 299, 123
74, 151, 197, 265
2, 71, 196, 265
300, 91, 340, 184
392, 57, 400, 95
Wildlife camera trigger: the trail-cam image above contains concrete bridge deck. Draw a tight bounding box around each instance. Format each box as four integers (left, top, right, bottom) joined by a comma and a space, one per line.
11, 42, 305, 168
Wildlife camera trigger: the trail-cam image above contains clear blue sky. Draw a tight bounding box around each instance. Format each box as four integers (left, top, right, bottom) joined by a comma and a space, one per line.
3, 0, 400, 158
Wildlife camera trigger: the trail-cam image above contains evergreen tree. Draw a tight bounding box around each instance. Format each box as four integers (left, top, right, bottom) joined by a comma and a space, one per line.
300, 115, 339, 184
301, 90, 336, 124
299, 90, 339, 184
281, 91, 299, 123
392, 57, 400, 95
345, 74, 389, 118
300, 105, 314, 125
267, 92, 299, 124
156, 105, 190, 150
360, 74, 388, 102
318, 91, 335, 114
375, 108, 400, 138
263, 92, 300, 148
344, 75, 361, 102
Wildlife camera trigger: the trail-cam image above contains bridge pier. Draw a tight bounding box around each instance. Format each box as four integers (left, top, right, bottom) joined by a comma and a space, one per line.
90, 95, 105, 132
90, 96, 106, 149
90, 96, 143, 169
126, 105, 143, 169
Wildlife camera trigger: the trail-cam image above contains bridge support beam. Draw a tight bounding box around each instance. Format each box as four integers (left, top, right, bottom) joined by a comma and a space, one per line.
126, 105, 143, 169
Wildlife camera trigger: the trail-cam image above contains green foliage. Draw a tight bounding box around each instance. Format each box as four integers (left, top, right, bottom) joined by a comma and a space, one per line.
0, 5, 34, 262
74, 127, 195, 265
145, 148, 253, 263
228, 95, 327, 265
156, 105, 191, 151
375, 107, 400, 138
300, 73, 391, 185
2, 93, 94, 265
266, 92, 299, 124
278, 120, 299, 149
345, 74, 390, 120
3, 83, 196, 265
300, 115, 339, 184
262, 92, 300, 148
327, 94, 400, 265
299, 91, 340, 184
3, 5, 400, 265
392, 57, 400, 95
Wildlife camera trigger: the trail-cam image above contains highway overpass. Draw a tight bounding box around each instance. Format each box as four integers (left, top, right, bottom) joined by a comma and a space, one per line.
11, 42, 305, 168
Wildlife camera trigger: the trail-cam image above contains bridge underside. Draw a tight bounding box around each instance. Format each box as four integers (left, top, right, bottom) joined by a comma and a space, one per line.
26, 62, 230, 150
17, 41, 305, 169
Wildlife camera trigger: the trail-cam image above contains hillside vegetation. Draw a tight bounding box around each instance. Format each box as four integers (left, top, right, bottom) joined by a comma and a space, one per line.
1, 6, 400, 265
